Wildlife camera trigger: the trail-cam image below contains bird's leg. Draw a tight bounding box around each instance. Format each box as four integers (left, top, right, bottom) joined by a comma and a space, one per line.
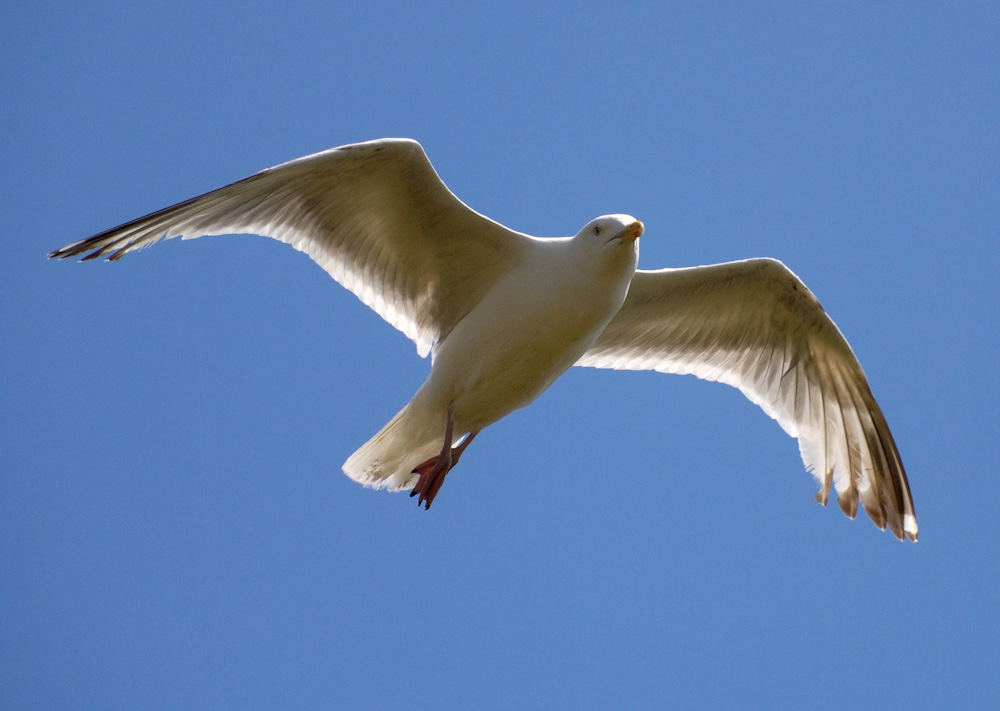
409, 412, 479, 509
451, 430, 478, 464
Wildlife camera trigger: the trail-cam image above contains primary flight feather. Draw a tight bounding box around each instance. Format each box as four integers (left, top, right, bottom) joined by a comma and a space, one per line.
50, 138, 917, 541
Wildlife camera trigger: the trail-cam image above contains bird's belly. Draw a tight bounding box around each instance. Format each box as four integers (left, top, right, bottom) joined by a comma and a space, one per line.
446, 332, 581, 428
420, 267, 625, 432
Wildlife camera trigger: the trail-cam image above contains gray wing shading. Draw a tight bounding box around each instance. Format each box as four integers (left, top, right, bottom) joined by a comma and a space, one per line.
50, 138, 532, 358
578, 258, 917, 541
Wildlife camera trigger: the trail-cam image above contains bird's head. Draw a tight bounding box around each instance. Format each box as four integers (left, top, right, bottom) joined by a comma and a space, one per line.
575, 214, 644, 246
571, 214, 643, 278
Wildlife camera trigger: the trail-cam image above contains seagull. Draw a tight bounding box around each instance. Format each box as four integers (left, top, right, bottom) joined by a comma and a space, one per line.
50, 138, 917, 541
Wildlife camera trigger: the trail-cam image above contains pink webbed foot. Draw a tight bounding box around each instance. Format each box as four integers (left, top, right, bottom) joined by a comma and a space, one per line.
409, 419, 478, 509
410, 455, 450, 509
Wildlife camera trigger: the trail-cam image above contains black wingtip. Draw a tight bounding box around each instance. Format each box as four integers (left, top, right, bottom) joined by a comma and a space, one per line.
47, 243, 94, 261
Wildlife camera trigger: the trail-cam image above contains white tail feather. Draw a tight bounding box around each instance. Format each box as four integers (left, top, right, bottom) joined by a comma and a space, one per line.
342, 403, 441, 492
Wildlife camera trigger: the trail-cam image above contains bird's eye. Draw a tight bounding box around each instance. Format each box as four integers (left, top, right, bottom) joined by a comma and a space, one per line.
594, 226, 601, 235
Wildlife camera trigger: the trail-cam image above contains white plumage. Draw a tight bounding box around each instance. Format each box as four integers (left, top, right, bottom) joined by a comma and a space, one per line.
50, 138, 917, 540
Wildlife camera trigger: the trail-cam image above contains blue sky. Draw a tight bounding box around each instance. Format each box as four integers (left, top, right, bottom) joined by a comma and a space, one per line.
3, 2, 998, 709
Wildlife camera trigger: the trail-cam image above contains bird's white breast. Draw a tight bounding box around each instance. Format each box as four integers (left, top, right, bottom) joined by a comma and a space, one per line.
419, 242, 634, 432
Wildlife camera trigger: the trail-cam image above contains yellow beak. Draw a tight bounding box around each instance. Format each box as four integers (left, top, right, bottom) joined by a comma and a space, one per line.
617, 220, 644, 242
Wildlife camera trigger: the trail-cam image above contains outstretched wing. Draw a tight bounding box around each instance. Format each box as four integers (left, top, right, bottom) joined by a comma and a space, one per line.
578, 258, 917, 541
50, 138, 532, 358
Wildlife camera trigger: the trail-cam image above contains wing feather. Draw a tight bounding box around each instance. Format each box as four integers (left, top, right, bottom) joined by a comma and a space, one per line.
50, 138, 532, 357
578, 258, 917, 540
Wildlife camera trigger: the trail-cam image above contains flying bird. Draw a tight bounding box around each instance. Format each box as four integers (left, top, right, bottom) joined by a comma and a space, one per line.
50, 138, 917, 541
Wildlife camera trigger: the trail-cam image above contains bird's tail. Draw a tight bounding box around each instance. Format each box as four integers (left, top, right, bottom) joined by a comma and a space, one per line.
342, 402, 441, 492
